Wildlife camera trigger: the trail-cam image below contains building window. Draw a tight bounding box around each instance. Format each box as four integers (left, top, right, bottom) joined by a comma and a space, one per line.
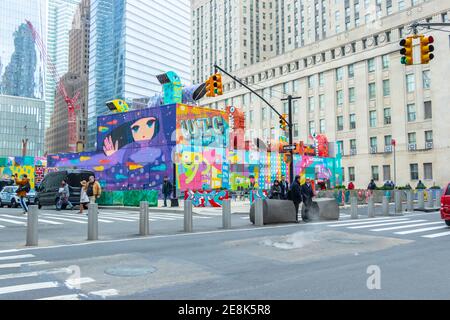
283, 102, 288, 114
308, 97, 315, 112
424, 101, 432, 119
320, 119, 325, 133
383, 108, 391, 125
422, 70, 430, 89
382, 55, 390, 69
294, 123, 299, 137
384, 135, 392, 147
406, 74, 415, 93
336, 90, 344, 106
383, 79, 390, 96
407, 104, 416, 122
383, 165, 391, 181
293, 100, 299, 114
423, 163, 433, 180
283, 82, 289, 94
425, 130, 433, 143
369, 110, 377, 127
336, 67, 344, 81
410, 163, 419, 180
337, 116, 344, 131
293, 79, 300, 92
350, 139, 356, 153
368, 83, 376, 100
371, 166, 379, 181
348, 167, 355, 182
349, 87, 355, 103
337, 140, 344, 155
308, 75, 315, 89
262, 107, 267, 121
408, 132, 416, 144
348, 64, 354, 78
309, 121, 315, 136
368, 58, 375, 72
319, 72, 325, 86
319, 94, 325, 110
349, 113, 356, 129
249, 110, 253, 122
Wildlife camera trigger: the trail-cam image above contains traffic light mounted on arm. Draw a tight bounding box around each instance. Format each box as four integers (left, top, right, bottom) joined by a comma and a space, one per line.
205, 73, 224, 97
420, 35, 434, 64
399, 36, 413, 65
279, 113, 288, 130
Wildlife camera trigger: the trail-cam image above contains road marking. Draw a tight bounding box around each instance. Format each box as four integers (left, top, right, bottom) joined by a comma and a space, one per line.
0, 268, 71, 280
0, 217, 26, 225
89, 289, 119, 298
38, 215, 87, 224
0, 281, 58, 295
395, 226, 449, 235
422, 230, 450, 238
0, 214, 62, 225
90, 216, 136, 222
348, 220, 426, 229
0, 254, 34, 261
146, 215, 175, 220
0, 261, 49, 269
328, 218, 409, 227
326, 216, 407, 225
44, 213, 115, 223
371, 221, 442, 232
38, 294, 83, 300
65, 277, 95, 289
0, 225, 4, 228
0, 249, 19, 254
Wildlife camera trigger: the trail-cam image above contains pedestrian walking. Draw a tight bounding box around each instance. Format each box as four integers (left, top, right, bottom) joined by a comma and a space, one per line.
280, 175, 289, 200
162, 176, 173, 207
367, 179, 377, 196
290, 175, 303, 222
301, 178, 315, 222
78, 180, 90, 214
58, 180, 74, 210
269, 180, 282, 199
347, 181, 355, 190
87, 175, 102, 205
14, 173, 30, 214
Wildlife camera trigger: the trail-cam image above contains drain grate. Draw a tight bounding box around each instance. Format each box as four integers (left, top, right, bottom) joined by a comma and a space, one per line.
104, 266, 157, 277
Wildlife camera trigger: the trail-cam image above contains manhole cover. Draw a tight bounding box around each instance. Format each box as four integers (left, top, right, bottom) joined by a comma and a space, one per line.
327, 239, 364, 245
104, 266, 157, 277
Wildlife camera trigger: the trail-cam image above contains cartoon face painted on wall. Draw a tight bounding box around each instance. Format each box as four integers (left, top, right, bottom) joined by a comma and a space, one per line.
130, 117, 158, 142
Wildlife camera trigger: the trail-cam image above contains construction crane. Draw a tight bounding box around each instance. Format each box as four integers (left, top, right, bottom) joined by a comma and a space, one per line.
26, 20, 80, 153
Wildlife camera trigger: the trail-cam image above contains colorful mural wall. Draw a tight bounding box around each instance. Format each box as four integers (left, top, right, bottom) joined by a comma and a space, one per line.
0, 157, 47, 188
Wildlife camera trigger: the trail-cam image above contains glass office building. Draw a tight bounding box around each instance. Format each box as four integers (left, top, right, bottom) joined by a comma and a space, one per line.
87, 0, 191, 150
0, 0, 46, 157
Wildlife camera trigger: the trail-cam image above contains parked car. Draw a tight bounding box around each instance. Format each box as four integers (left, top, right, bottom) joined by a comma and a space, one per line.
35, 170, 94, 210
440, 183, 450, 227
0, 186, 35, 208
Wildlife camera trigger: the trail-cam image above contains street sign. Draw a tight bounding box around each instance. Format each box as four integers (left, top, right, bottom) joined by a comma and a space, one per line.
283, 145, 296, 151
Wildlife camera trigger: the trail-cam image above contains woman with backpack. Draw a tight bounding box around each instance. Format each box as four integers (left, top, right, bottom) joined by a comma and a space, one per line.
14, 173, 30, 214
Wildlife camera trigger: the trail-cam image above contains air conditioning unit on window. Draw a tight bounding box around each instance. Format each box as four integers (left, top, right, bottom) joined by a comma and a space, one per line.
408, 143, 417, 151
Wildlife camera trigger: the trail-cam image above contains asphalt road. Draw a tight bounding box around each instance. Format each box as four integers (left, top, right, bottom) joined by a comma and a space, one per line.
0, 204, 448, 300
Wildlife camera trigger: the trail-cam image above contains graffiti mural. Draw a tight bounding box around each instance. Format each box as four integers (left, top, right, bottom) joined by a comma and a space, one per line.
184, 189, 229, 207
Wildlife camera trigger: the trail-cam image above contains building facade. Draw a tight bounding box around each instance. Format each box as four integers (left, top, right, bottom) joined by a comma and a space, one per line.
86, 0, 191, 150
46, 0, 90, 154
191, 0, 437, 84
45, 0, 81, 130
200, 0, 450, 188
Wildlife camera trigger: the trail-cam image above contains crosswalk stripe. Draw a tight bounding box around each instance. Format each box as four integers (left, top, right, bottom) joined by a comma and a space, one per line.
0, 261, 49, 269
327, 216, 406, 225
0, 217, 26, 225
45, 213, 115, 223
90, 216, 136, 222
328, 218, 409, 227
348, 219, 426, 229
89, 289, 119, 298
0, 268, 70, 281
38, 294, 83, 300
38, 215, 87, 224
65, 277, 95, 289
0, 225, 4, 228
371, 221, 442, 232
0, 214, 62, 225
395, 226, 448, 235
422, 230, 450, 238
147, 215, 175, 220
0, 281, 59, 295
0, 254, 34, 261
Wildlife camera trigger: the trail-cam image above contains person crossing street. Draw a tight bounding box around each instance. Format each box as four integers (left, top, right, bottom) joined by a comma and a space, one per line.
14, 173, 30, 214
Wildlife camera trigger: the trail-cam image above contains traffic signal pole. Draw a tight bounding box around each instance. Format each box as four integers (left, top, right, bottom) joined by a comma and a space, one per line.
281, 95, 301, 184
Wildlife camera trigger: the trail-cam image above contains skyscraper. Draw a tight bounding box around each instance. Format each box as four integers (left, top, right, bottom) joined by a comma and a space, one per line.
0, 0, 46, 157
45, 0, 81, 129
87, 0, 191, 150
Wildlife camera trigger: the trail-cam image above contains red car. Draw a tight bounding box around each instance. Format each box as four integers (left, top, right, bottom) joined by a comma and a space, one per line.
441, 183, 450, 226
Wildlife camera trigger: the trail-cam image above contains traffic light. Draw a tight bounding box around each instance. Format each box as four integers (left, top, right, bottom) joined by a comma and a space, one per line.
205, 77, 214, 97
279, 114, 288, 130
212, 73, 223, 96
399, 36, 413, 65
420, 35, 434, 64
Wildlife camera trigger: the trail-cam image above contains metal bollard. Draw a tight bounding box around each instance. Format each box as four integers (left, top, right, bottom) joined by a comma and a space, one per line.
87, 203, 98, 241
367, 196, 375, 218
395, 190, 403, 214
382, 196, 389, 216
254, 199, 264, 226
26, 205, 39, 246
426, 190, 433, 208
350, 197, 358, 219
222, 199, 231, 229
139, 201, 149, 236
406, 190, 413, 212
417, 190, 424, 210
184, 200, 193, 232
434, 190, 441, 209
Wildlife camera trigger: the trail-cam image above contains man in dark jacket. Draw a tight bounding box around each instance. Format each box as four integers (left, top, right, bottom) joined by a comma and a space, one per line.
290, 175, 302, 222
301, 178, 315, 222
280, 175, 289, 200
368, 179, 377, 191
162, 176, 173, 207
